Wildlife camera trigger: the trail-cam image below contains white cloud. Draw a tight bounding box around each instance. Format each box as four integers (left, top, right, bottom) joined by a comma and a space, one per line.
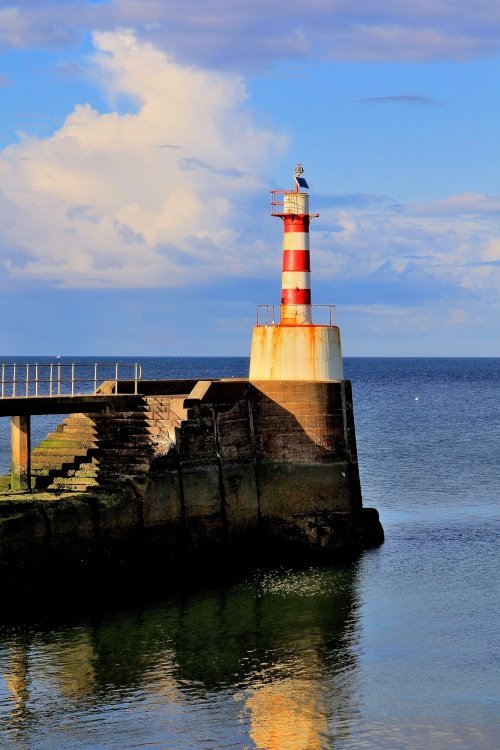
1, 1, 500, 66
0, 30, 285, 288
482, 238, 500, 262
338, 296, 500, 356
405, 193, 500, 216
311, 192, 500, 298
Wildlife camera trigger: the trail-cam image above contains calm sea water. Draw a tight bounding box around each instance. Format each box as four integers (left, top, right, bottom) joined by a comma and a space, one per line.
0, 357, 499, 749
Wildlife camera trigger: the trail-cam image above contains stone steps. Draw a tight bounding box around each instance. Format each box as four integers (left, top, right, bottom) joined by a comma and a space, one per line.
74, 468, 99, 478
47, 476, 100, 491
0, 390, 187, 494
24, 393, 189, 492
53, 426, 97, 437
32, 455, 90, 470
32, 443, 98, 455
43, 432, 97, 444
57, 417, 96, 428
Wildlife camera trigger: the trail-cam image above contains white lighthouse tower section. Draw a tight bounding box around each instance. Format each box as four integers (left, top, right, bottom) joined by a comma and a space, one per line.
249, 167, 344, 382
249, 325, 344, 381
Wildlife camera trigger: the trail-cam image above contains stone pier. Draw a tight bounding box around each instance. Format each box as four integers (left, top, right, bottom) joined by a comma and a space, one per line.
0, 378, 383, 592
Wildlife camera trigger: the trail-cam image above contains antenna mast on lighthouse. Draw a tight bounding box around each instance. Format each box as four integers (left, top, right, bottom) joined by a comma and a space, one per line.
249, 165, 344, 381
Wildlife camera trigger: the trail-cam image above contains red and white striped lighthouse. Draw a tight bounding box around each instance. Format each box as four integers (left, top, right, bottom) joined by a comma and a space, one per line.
249, 165, 344, 381
279, 163, 313, 325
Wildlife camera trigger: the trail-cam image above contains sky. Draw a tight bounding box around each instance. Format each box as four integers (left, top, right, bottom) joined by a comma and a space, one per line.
1, 1, 500, 356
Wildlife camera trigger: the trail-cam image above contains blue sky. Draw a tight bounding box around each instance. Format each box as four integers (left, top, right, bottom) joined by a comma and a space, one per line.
1, 1, 500, 356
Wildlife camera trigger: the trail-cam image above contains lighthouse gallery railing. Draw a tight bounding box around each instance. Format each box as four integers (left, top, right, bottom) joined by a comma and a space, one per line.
256, 304, 336, 327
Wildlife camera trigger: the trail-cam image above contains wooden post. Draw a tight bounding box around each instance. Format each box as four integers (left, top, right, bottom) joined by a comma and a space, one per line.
11, 415, 31, 491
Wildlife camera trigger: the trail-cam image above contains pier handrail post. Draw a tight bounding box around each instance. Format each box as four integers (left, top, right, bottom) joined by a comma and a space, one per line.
94, 363, 98, 395
12, 363, 16, 398
1, 364, 4, 399
35, 363, 38, 397
115, 362, 118, 394
49, 364, 53, 397
57, 363, 61, 395
11, 414, 31, 492
71, 363, 75, 396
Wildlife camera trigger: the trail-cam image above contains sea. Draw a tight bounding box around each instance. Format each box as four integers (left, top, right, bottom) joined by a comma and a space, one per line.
0, 356, 498, 749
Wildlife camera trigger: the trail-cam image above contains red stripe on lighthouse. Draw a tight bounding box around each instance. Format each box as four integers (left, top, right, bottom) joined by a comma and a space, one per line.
283, 216, 310, 232
281, 289, 312, 305
283, 250, 310, 272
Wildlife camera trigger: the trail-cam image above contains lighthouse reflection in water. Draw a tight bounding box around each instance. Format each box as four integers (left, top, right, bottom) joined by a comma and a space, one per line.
1, 565, 359, 749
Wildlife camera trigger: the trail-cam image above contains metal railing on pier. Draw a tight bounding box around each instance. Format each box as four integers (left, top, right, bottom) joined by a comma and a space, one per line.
0, 362, 142, 399
256, 304, 336, 327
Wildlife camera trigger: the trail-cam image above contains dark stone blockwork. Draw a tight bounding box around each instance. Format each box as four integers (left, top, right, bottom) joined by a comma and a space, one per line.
0, 379, 383, 594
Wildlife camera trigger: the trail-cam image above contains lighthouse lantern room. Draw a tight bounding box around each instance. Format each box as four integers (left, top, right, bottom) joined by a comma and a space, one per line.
249, 165, 344, 381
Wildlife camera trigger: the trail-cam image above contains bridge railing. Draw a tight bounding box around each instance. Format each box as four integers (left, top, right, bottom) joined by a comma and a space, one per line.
0, 362, 142, 399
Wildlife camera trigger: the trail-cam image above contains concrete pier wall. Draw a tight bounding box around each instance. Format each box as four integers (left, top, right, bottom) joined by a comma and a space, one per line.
0, 379, 383, 591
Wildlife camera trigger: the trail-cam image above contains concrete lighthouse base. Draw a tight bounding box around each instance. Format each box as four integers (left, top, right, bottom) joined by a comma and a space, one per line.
249, 325, 344, 381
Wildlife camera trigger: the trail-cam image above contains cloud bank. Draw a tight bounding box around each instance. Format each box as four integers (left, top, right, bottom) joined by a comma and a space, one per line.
1, 27, 499, 315
1, 1, 500, 68
0, 30, 285, 287
312, 192, 500, 308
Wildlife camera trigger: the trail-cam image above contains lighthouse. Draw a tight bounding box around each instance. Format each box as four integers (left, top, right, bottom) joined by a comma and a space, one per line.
249, 165, 344, 381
